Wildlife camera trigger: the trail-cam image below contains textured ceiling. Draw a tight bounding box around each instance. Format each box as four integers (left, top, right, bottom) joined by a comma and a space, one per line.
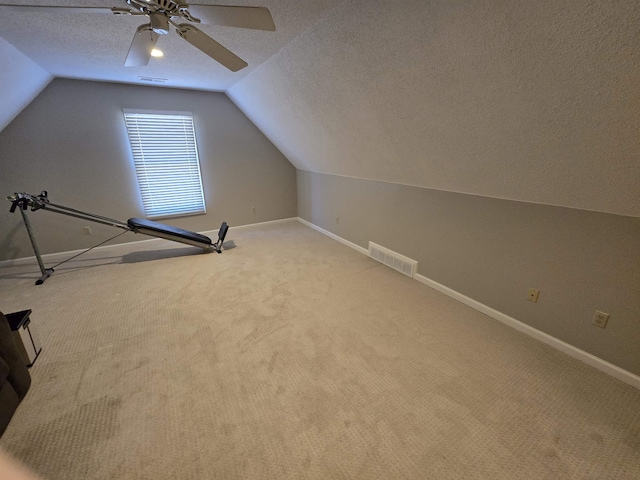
2, 0, 640, 217
0, 0, 340, 91
229, 0, 640, 217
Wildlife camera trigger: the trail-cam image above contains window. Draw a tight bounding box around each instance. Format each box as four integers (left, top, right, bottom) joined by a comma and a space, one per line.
124, 110, 206, 219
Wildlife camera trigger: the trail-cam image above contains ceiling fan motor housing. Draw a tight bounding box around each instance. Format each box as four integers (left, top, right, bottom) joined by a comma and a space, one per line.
149, 12, 170, 34
128, 0, 184, 16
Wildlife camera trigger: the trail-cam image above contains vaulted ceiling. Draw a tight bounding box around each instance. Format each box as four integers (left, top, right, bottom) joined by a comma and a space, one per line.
2, 0, 640, 217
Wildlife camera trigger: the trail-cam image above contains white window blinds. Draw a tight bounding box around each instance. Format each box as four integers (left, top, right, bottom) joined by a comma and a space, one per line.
124, 110, 206, 219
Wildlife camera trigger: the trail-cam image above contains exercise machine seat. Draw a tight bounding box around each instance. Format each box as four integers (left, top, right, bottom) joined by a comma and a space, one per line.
127, 218, 213, 246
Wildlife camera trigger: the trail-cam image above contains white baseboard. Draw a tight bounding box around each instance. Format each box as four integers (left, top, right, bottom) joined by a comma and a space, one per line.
297, 217, 640, 391
413, 274, 640, 390
225, 217, 298, 233
0, 217, 298, 269
0, 233, 157, 268
296, 217, 369, 256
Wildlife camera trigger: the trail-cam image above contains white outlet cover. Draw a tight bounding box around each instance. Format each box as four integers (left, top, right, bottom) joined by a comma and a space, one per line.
527, 288, 540, 303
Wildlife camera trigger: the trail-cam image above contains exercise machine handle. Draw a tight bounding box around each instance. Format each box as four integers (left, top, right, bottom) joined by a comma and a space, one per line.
8, 195, 29, 213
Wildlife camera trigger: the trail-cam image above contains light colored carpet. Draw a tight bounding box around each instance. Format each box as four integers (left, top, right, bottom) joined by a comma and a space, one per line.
0, 221, 639, 479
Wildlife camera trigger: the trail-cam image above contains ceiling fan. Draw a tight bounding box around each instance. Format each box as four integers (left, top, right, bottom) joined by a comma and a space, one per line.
0, 0, 276, 71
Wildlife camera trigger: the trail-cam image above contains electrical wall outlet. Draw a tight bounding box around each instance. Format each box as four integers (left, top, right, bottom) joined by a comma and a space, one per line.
526, 288, 540, 303
592, 311, 610, 328
336, 217, 340, 224
251, 207, 256, 214
83, 226, 92, 235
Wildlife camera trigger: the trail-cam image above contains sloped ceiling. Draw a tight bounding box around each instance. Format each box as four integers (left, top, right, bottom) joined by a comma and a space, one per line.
2, 0, 640, 217
0, 36, 51, 130
229, 0, 640, 218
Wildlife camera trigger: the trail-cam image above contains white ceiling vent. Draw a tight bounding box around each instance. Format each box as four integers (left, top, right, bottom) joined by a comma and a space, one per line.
368, 242, 417, 278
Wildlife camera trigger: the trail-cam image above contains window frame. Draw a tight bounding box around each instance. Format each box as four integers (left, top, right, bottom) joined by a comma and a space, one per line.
123, 109, 206, 220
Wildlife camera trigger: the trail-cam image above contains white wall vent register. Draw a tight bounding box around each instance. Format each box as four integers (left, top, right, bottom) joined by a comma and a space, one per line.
368, 242, 417, 278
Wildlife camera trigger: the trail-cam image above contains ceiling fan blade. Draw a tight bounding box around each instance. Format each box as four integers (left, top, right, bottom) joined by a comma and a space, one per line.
0, 4, 115, 14
125, 25, 159, 67
185, 5, 275, 31
176, 24, 248, 72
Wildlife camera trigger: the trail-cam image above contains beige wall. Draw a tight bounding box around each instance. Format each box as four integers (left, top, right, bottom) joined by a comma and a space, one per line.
0, 78, 297, 261
297, 170, 640, 376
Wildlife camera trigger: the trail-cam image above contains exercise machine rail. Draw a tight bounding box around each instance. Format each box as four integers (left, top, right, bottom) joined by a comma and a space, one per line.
7, 191, 228, 285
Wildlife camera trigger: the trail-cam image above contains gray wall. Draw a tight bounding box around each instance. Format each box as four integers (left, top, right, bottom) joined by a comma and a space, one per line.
297, 170, 640, 376
0, 78, 296, 261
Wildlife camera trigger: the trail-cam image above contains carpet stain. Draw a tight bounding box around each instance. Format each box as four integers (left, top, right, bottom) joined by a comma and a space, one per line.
268, 350, 279, 373
299, 386, 335, 433
222, 422, 237, 436
589, 432, 604, 444
624, 425, 640, 452
545, 449, 559, 458
195, 324, 218, 364
10, 396, 121, 480
239, 322, 290, 353
129, 357, 151, 372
